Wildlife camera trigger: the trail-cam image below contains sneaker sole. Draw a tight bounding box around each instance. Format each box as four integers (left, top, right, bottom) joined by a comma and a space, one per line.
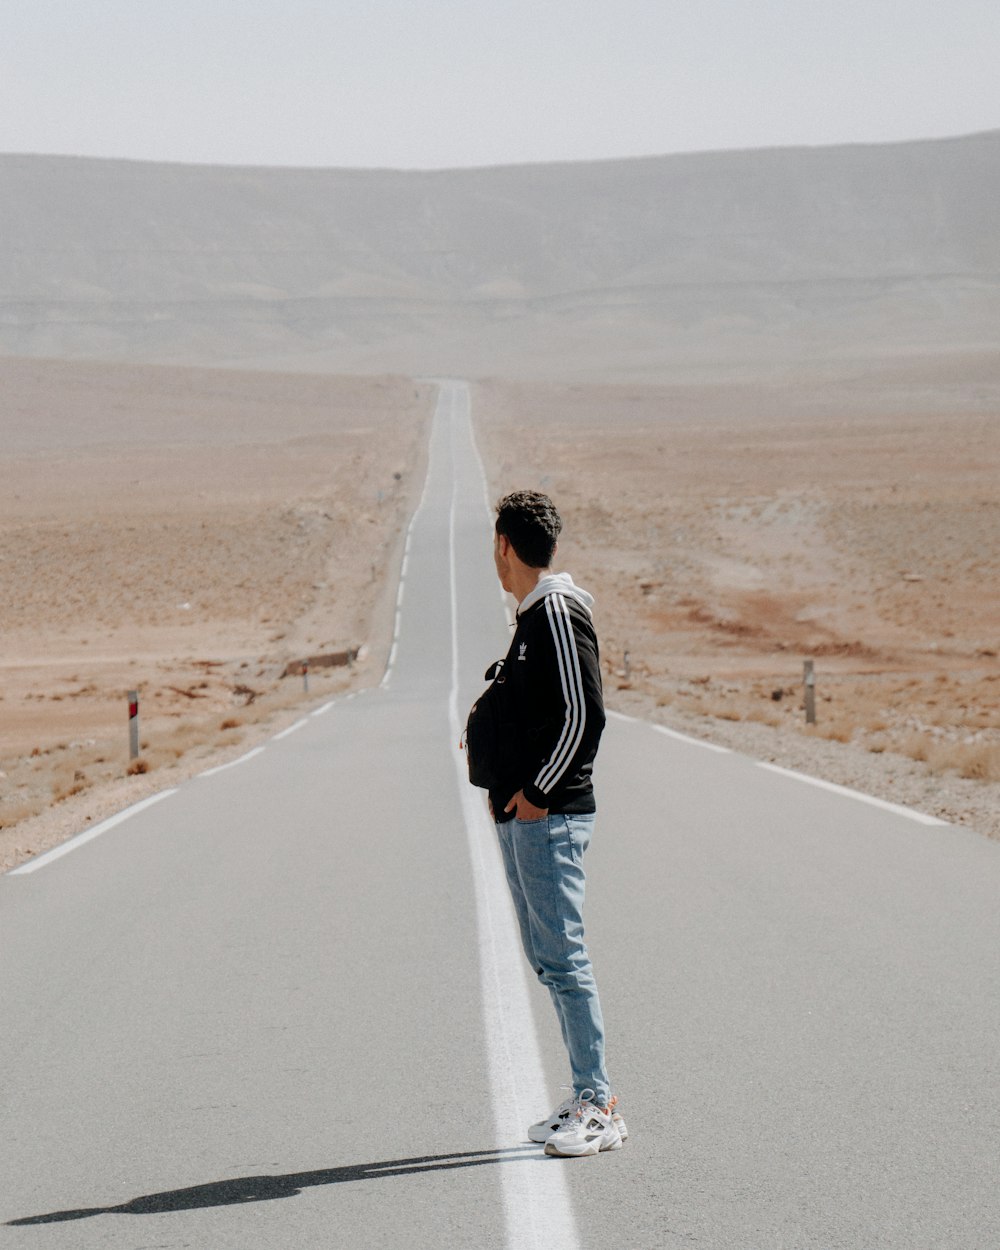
544, 1133, 622, 1158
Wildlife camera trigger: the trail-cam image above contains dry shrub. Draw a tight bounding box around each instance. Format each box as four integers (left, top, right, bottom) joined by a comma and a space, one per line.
141, 745, 186, 768
127, 758, 150, 775
930, 741, 1000, 782
700, 699, 743, 722
807, 717, 856, 744
0, 800, 41, 829
220, 718, 241, 731
161, 724, 204, 754
895, 733, 1000, 782
900, 733, 932, 764
49, 763, 89, 802
51, 774, 90, 802
744, 706, 782, 728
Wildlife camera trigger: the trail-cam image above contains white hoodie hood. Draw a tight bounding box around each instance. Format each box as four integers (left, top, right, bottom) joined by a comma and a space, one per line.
517, 572, 595, 619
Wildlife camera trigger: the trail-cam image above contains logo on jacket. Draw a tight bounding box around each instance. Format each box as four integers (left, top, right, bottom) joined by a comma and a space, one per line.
518, 642, 528, 661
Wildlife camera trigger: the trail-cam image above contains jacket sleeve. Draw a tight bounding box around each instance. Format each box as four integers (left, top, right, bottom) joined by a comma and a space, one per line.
522, 595, 605, 809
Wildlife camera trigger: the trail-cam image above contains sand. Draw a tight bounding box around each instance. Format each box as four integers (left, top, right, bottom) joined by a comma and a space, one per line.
0, 358, 433, 869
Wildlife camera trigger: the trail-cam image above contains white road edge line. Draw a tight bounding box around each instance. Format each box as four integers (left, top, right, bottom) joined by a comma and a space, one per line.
607, 708, 731, 753
9, 789, 178, 875
380, 403, 437, 689
448, 383, 580, 1250
756, 761, 949, 825
198, 746, 268, 778
608, 709, 948, 824
651, 723, 731, 754
273, 718, 308, 741
311, 701, 336, 717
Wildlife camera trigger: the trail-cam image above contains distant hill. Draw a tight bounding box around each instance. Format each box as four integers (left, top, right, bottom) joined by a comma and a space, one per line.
1, 132, 998, 381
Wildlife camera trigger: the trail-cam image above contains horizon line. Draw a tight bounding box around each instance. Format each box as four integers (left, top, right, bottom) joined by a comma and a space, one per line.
2, 126, 998, 176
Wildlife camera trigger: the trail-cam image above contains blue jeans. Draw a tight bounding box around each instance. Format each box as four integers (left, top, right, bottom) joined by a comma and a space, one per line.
494, 812, 610, 1107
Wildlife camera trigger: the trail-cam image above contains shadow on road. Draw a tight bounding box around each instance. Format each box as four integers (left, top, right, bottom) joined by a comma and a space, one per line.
7, 1145, 543, 1225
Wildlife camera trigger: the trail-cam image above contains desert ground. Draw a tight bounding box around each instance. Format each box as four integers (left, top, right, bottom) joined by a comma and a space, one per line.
473, 372, 1000, 831
3, 357, 999, 871
0, 358, 433, 869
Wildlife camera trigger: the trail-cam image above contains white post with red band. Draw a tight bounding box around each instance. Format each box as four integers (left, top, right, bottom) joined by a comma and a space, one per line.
128, 690, 140, 760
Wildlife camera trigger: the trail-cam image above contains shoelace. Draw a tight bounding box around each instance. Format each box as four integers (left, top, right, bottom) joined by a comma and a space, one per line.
543, 1086, 575, 1122
551, 1086, 615, 1127
570, 1088, 602, 1121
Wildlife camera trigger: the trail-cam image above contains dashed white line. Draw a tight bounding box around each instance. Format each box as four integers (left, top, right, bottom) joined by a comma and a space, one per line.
380, 404, 438, 690
273, 718, 308, 741
9, 789, 178, 875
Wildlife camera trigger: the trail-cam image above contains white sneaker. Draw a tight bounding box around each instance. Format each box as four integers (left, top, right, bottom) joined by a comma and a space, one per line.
543, 1091, 623, 1158
529, 1092, 628, 1144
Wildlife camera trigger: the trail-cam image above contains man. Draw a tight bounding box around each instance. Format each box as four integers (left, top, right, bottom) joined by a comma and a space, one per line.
482, 490, 626, 1158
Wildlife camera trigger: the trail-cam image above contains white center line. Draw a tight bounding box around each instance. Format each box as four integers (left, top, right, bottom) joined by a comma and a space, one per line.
446, 383, 579, 1250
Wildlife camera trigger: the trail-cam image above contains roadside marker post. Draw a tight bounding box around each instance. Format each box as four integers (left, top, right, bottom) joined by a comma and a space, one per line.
803, 660, 816, 725
128, 690, 140, 759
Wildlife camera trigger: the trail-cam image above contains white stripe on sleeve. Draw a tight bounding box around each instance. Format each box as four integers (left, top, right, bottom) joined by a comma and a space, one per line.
535, 594, 586, 793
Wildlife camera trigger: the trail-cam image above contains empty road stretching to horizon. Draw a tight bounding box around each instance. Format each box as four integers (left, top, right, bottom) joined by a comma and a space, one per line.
3, 382, 999, 1249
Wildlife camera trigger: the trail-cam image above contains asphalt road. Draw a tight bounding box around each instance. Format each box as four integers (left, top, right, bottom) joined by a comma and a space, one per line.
3, 382, 999, 1249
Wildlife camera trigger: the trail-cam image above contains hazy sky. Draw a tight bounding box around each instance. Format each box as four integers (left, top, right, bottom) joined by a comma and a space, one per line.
4, 0, 999, 169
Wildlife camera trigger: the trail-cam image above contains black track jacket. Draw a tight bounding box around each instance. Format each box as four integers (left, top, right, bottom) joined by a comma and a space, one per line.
490, 573, 606, 822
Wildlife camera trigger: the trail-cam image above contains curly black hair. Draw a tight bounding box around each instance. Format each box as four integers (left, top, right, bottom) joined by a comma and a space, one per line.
495, 490, 562, 568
